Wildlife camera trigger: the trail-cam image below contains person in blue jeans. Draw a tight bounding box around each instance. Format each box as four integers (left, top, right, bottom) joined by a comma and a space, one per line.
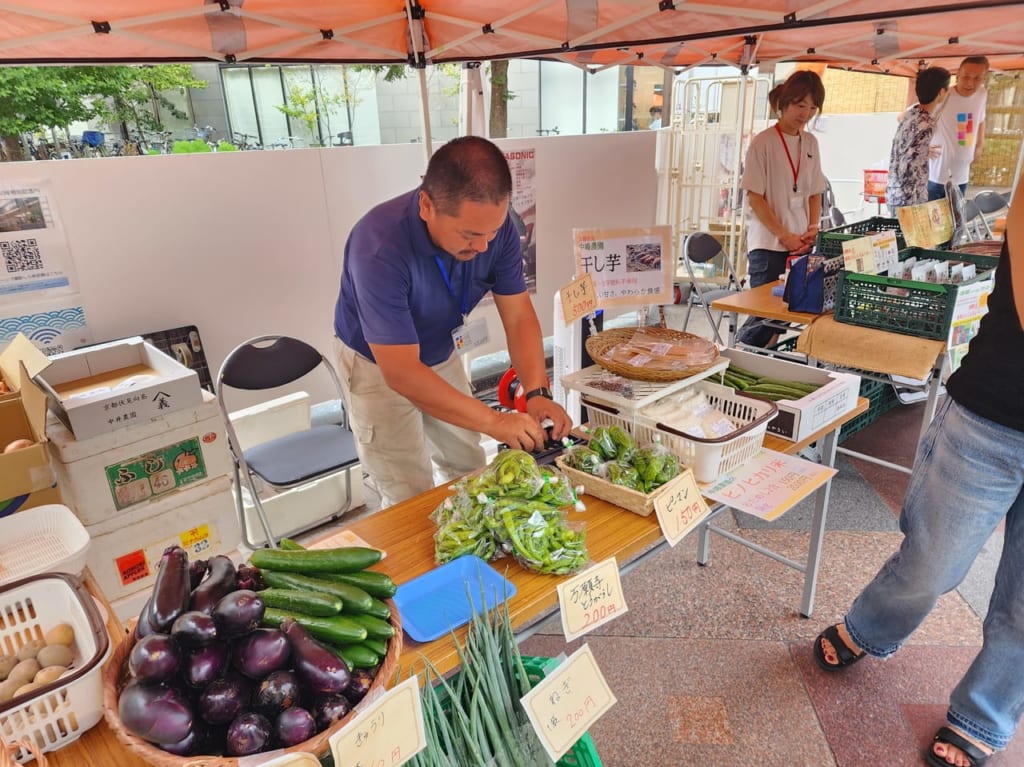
736, 71, 827, 347
814, 171, 1024, 767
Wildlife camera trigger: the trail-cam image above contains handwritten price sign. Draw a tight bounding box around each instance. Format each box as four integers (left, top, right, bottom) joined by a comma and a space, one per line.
521, 645, 617, 762
559, 272, 598, 324
329, 677, 426, 767
654, 469, 710, 546
557, 557, 628, 641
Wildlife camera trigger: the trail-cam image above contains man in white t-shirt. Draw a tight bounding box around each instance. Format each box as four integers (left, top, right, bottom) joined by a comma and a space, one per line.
927, 56, 989, 202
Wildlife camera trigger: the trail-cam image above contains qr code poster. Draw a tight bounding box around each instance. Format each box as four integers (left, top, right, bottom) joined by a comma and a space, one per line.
0, 179, 77, 302
572, 225, 673, 308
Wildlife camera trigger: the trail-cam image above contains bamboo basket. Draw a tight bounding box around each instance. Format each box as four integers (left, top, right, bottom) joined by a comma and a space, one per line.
556, 457, 694, 517
101, 603, 401, 766
584, 327, 720, 382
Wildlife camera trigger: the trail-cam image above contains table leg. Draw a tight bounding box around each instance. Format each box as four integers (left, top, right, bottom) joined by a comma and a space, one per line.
799, 427, 839, 618
917, 354, 946, 448
725, 310, 739, 347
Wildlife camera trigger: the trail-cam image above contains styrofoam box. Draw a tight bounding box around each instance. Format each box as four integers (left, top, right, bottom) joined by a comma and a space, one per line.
46, 389, 231, 526
239, 468, 365, 548
85, 475, 241, 603
721, 347, 861, 442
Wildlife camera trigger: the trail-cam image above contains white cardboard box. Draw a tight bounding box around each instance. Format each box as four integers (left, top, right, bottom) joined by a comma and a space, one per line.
85, 475, 241, 603
36, 336, 203, 441
46, 389, 231, 526
721, 348, 861, 442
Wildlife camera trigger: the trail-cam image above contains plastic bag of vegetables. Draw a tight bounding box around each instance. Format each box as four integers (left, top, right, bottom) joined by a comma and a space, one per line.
631, 439, 682, 493
604, 460, 641, 490
588, 424, 637, 463
464, 449, 543, 499
431, 491, 501, 564
562, 443, 604, 476
495, 505, 588, 575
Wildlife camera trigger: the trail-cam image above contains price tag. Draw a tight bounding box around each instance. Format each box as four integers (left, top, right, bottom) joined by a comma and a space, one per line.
871, 230, 899, 275
179, 523, 211, 553
559, 272, 598, 324
521, 644, 617, 763
841, 236, 876, 274
556, 557, 628, 641
329, 676, 426, 767
654, 469, 710, 546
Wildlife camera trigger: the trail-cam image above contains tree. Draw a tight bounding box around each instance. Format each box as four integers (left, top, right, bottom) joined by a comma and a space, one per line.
488, 60, 512, 138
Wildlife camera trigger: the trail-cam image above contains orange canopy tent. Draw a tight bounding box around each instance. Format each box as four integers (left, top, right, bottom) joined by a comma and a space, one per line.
0, 0, 1022, 74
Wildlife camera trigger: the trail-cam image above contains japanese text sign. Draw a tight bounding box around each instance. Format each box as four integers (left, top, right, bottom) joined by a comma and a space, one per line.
521, 645, 617, 762
572, 226, 673, 308
559, 272, 599, 324
896, 199, 953, 249
557, 557, 628, 641
654, 468, 710, 546
329, 677, 426, 767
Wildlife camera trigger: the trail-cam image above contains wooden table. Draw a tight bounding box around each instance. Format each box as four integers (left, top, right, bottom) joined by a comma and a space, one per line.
53, 401, 865, 766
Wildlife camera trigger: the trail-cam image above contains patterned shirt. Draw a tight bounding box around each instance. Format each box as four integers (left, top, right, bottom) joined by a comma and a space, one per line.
887, 105, 936, 208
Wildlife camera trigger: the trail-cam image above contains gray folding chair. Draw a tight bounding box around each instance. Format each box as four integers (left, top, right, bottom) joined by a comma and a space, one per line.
678, 232, 740, 346
216, 335, 361, 549
970, 190, 1009, 239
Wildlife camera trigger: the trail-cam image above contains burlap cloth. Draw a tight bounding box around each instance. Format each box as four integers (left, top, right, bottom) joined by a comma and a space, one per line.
796, 315, 946, 380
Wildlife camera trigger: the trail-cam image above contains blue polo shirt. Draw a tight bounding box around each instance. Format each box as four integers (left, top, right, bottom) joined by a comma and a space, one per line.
334, 189, 526, 366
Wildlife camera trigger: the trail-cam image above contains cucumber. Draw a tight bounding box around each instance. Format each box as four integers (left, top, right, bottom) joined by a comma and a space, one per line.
725, 364, 761, 382
260, 570, 374, 612
346, 612, 395, 641
316, 570, 398, 599
330, 643, 380, 670
364, 596, 392, 620
278, 538, 304, 551
262, 607, 367, 644
754, 377, 821, 393
360, 637, 389, 658
250, 546, 382, 574
258, 587, 343, 617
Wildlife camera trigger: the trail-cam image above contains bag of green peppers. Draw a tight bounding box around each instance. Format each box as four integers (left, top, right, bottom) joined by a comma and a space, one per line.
631, 439, 682, 493
562, 443, 604, 476
603, 459, 641, 490
589, 424, 637, 462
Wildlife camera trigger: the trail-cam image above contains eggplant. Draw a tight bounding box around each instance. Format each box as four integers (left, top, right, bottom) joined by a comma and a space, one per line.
275, 706, 316, 747
118, 678, 194, 746
159, 719, 208, 757
344, 667, 376, 706
312, 693, 352, 731
171, 610, 218, 648
198, 673, 253, 726
232, 628, 290, 679
212, 590, 265, 637
235, 563, 265, 592
225, 712, 272, 757
134, 597, 158, 640
190, 555, 237, 614
280, 619, 350, 696
128, 633, 182, 684
253, 670, 302, 718
188, 558, 209, 591
183, 641, 230, 689
150, 546, 191, 632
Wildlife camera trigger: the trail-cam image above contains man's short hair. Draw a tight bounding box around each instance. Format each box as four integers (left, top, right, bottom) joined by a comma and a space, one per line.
960, 55, 990, 71
421, 136, 512, 216
915, 67, 951, 105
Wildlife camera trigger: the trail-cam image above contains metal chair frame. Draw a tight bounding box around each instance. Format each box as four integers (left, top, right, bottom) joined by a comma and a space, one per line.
679, 231, 741, 345
215, 334, 360, 549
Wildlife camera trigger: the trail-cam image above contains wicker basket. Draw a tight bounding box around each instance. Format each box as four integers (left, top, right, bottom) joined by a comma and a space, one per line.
556, 457, 694, 517
101, 602, 401, 766
584, 327, 720, 383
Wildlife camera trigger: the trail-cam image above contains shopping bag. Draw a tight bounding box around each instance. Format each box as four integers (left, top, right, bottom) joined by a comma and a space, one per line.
783, 254, 842, 313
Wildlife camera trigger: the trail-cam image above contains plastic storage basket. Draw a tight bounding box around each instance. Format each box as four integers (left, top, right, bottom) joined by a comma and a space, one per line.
815, 216, 906, 258
0, 573, 110, 763
582, 380, 778, 483
0, 504, 90, 586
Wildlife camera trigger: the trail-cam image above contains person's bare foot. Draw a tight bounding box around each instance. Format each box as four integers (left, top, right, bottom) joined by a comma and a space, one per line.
819, 623, 862, 667
931, 725, 993, 766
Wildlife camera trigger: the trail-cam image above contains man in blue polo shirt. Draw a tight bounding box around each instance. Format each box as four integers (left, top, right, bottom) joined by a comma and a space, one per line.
334, 136, 571, 508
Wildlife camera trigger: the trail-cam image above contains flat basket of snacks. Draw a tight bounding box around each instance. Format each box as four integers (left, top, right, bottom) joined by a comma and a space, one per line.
584, 327, 721, 382
101, 544, 401, 766
0, 572, 111, 763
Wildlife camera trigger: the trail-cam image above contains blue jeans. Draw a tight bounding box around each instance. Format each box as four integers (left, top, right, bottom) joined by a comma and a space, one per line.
845, 397, 1024, 751
737, 249, 789, 347
928, 180, 968, 201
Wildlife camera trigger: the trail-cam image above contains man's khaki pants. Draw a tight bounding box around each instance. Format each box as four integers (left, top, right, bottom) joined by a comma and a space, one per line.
334, 339, 486, 509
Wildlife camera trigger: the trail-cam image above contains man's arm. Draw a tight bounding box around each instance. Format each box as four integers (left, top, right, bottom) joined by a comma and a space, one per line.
974, 119, 986, 161
493, 292, 573, 440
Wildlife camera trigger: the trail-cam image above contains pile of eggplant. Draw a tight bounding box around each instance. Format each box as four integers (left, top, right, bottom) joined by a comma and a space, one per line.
117, 542, 397, 758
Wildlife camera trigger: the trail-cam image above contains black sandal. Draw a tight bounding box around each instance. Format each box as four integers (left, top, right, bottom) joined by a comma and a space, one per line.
925, 726, 992, 767
813, 624, 865, 672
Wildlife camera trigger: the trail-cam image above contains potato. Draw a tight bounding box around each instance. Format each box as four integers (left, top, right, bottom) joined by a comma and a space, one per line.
8, 658, 41, 687
44, 623, 75, 647
36, 644, 73, 669
0, 655, 18, 681
16, 639, 47, 661
0, 678, 20, 703
3, 438, 35, 453
33, 666, 67, 686
13, 682, 42, 699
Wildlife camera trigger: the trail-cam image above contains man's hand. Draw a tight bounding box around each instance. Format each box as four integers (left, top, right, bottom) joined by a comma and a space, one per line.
485, 410, 550, 452
525, 396, 573, 441
780, 231, 806, 253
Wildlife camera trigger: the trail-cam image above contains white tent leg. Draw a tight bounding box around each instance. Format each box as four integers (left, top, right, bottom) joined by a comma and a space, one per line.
418, 68, 433, 161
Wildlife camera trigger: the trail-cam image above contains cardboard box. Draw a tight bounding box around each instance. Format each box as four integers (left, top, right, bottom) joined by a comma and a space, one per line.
0, 334, 51, 405
720, 348, 861, 442
36, 336, 203, 441
0, 484, 62, 517
0, 337, 54, 503
85, 475, 241, 603
46, 389, 232, 526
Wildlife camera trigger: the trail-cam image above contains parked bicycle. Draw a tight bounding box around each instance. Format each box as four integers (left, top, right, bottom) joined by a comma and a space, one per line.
232, 132, 262, 150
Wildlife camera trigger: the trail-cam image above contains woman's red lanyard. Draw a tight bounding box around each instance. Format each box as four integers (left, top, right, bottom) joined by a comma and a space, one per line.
775, 123, 801, 193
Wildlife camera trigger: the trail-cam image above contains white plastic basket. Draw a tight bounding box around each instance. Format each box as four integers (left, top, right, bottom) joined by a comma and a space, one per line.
0, 504, 91, 586
0, 573, 110, 762
582, 380, 778, 483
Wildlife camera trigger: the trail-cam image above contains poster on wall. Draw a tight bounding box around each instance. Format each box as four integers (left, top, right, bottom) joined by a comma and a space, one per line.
0, 294, 91, 356
0, 180, 77, 300
572, 226, 674, 307
503, 147, 537, 293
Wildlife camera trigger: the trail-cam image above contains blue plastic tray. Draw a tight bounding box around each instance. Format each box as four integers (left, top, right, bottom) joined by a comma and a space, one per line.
394, 555, 516, 642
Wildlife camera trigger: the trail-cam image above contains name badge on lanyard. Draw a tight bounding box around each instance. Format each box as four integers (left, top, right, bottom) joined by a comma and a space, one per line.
436, 255, 490, 355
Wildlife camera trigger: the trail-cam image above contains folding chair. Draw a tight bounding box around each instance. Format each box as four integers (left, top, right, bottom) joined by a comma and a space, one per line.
678, 231, 741, 346
216, 335, 361, 549
970, 190, 1009, 239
